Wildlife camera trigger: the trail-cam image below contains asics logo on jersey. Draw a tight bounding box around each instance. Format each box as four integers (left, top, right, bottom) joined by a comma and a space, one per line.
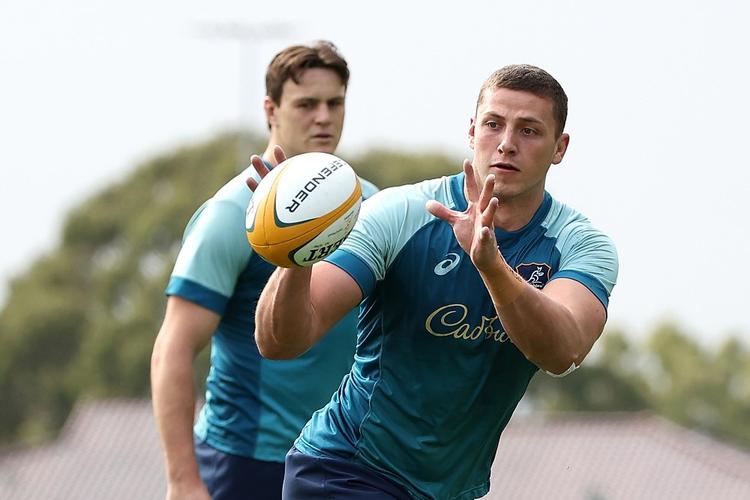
434, 253, 461, 276
425, 304, 509, 343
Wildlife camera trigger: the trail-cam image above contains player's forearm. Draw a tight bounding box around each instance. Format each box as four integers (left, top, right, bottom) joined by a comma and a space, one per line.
479, 258, 586, 375
255, 267, 320, 359
150, 345, 202, 484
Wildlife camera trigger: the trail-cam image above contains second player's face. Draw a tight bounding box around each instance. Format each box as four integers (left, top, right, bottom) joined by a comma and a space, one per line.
267, 68, 346, 158
469, 87, 568, 205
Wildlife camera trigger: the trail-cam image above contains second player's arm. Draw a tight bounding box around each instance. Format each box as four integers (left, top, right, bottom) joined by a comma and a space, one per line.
255, 262, 362, 359
151, 297, 218, 500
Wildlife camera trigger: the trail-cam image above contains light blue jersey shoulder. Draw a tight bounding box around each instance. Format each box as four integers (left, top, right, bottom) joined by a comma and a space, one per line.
326, 176, 453, 294
168, 167, 255, 312
298, 172, 618, 499
539, 196, 618, 307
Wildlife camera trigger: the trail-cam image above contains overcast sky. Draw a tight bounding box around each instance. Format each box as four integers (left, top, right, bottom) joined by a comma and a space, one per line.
2, 0, 748, 345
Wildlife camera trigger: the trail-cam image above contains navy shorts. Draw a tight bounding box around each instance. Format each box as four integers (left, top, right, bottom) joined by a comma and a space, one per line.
283, 447, 411, 499
194, 435, 285, 500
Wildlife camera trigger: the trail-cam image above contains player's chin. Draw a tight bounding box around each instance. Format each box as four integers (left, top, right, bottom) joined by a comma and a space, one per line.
492, 182, 514, 201
490, 179, 506, 198
309, 138, 339, 154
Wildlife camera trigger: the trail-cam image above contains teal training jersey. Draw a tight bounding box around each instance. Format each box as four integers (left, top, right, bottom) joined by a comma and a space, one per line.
166, 165, 378, 463
295, 173, 618, 499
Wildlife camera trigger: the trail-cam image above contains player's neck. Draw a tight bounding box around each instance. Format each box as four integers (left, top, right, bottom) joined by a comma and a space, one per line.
492, 189, 545, 232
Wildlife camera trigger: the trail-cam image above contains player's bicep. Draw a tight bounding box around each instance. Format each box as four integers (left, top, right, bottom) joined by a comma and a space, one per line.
542, 277, 607, 348
310, 261, 363, 334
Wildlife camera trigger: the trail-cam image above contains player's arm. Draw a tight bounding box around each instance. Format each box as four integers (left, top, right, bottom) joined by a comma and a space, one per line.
151, 296, 217, 500
476, 258, 605, 375
427, 161, 607, 375
255, 262, 362, 359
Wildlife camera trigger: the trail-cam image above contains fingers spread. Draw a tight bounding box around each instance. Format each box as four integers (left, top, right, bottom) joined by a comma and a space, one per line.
247, 155, 270, 191
426, 200, 456, 224
479, 226, 493, 243
481, 196, 499, 227
463, 159, 479, 202
250, 155, 271, 177
474, 226, 500, 270
273, 145, 287, 165
478, 173, 495, 212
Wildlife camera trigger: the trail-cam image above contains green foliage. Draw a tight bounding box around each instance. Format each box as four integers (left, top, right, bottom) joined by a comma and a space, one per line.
642, 324, 750, 447
526, 329, 650, 412
0, 252, 87, 443
351, 149, 461, 188
0, 132, 262, 445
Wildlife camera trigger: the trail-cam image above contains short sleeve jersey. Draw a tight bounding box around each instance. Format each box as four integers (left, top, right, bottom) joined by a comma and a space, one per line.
166, 165, 379, 463
294, 172, 619, 499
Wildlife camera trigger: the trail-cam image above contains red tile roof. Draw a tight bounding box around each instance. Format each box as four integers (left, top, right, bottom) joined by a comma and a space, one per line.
0, 399, 166, 500
488, 412, 750, 499
1, 402, 749, 499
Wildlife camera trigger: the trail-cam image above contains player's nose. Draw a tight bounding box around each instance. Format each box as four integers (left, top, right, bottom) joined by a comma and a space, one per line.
497, 131, 517, 155
314, 104, 332, 124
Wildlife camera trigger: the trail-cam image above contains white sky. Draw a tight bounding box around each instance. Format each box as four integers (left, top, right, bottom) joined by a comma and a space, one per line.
1, 0, 748, 345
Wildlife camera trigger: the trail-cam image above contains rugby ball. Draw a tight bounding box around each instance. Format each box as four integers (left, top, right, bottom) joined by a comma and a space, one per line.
245, 152, 362, 267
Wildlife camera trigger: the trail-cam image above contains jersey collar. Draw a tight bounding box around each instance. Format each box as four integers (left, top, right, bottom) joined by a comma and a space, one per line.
449, 172, 552, 242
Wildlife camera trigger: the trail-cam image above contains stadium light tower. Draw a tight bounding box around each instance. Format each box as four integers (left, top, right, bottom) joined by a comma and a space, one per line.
194, 21, 294, 168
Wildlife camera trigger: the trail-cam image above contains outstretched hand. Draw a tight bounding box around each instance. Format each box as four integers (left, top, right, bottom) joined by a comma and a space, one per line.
245, 145, 287, 191
426, 160, 502, 272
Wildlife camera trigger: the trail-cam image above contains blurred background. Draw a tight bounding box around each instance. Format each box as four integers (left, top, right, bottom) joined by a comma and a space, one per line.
1, 0, 749, 498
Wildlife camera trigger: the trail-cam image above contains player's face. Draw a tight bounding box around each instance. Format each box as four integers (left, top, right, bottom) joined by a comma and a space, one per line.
469, 87, 569, 206
266, 68, 346, 158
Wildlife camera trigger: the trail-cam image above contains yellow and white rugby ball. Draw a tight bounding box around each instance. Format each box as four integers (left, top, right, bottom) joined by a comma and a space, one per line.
245, 152, 362, 267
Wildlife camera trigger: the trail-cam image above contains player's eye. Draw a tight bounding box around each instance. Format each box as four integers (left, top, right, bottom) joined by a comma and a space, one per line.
485, 121, 498, 129
521, 127, 536, 136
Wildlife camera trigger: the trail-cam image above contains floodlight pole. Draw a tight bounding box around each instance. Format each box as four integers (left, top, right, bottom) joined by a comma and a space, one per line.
194, 22, 294, 169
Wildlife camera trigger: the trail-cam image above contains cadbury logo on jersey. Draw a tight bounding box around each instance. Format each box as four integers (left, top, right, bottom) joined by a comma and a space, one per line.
425, 304, 509, 343
515, 263, 552, 289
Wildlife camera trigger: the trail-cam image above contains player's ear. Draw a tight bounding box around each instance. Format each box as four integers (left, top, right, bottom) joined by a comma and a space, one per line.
264, 96, 278, 128
552, 132, 569, 165
468, 117, 476, 150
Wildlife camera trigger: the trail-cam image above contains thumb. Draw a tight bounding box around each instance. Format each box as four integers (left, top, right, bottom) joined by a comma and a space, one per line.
426, 200, 455, 224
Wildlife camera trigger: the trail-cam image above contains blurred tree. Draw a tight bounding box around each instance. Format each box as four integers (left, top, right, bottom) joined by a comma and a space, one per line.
0, 132, 259, 445
526, 329, 650, 412
0, 251, 87, 443
643, 323, 750, 447
353, 149, 460, 188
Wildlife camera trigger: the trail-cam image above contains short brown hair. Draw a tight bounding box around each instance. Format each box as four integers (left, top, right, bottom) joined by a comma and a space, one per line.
476, 64, 568, 137
265, 40, 349, 105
